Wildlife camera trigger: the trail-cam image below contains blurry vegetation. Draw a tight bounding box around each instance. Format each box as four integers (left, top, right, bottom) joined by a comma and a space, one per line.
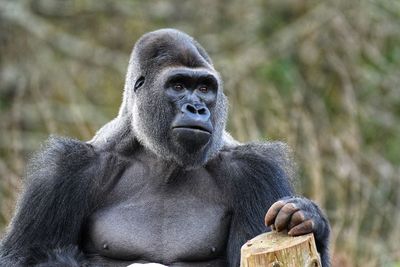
1, 0, 400, 266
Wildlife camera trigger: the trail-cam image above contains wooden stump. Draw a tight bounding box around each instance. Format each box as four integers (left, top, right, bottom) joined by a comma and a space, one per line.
240, 231, 321, 267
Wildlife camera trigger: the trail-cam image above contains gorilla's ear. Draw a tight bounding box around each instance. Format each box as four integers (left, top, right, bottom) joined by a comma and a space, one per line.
134, 76, 145, 92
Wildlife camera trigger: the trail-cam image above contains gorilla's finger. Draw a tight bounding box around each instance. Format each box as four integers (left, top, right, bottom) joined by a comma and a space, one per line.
265, 200, 286, 226
288, 219, 314, 236
288, 210, 306, 230
274, 203, 299, 231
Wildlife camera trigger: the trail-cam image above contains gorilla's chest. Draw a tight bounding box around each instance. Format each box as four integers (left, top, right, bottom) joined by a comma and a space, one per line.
85, 163, 231, 264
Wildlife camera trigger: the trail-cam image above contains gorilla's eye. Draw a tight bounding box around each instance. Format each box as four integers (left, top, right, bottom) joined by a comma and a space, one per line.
173, 84, 184, 91
199, 86, 209, 93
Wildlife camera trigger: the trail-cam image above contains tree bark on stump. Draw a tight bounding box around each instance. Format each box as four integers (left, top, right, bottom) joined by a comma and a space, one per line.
240, 231, 321, 267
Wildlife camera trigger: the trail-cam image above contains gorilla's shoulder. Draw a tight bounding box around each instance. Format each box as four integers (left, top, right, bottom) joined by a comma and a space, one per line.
31, 136, 96, 166
222, 141, 294, 169
224, 141, 291, 159
212, 141, 296, 186
25, 136, 101, 184
24, 136, 127, 200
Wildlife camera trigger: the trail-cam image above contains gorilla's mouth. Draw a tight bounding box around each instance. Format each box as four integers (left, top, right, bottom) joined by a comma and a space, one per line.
172, 126, 212, 135
172, 125, 212, 151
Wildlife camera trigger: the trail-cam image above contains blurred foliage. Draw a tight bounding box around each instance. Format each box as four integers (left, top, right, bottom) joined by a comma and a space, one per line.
1, 0, 400, 266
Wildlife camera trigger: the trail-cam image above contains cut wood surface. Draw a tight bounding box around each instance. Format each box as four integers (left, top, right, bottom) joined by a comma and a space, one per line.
240, 231, 321, 267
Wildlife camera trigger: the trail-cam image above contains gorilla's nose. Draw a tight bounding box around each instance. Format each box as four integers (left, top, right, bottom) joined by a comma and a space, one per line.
181, 103, 210, 121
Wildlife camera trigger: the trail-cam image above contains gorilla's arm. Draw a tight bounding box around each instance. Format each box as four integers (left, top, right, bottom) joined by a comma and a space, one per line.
0, 137, 122, 266
222, 142, 330, 267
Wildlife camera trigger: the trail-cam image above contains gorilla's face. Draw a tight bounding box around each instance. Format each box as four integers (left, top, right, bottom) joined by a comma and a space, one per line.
164, 67, 218, 152
128, 29, 227, 168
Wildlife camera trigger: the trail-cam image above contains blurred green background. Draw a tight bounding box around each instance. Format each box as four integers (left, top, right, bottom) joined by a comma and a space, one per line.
1, 0, 399, 266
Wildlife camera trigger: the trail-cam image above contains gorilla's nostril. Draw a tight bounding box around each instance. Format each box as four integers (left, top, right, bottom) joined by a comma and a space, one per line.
198, 108, 207, 115
186, 104, 197, 114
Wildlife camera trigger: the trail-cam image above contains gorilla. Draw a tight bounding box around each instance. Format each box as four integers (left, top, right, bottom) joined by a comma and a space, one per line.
0, 29, 330, 267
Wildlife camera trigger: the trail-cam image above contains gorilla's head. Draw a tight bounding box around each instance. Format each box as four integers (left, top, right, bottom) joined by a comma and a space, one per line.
118, 29, 228, 168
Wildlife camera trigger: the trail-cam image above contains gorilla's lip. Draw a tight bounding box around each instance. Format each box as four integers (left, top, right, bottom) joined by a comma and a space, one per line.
172, 125, 212, 134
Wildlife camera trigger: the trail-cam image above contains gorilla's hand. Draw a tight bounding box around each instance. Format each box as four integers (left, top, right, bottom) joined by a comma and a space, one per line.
264, 196, 329, 244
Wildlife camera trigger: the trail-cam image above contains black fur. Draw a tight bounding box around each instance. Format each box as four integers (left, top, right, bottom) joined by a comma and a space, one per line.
29, 245, 87, 267
216, 143, 295, 267
0, 137, 127, 266
0, 138, 330, 266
